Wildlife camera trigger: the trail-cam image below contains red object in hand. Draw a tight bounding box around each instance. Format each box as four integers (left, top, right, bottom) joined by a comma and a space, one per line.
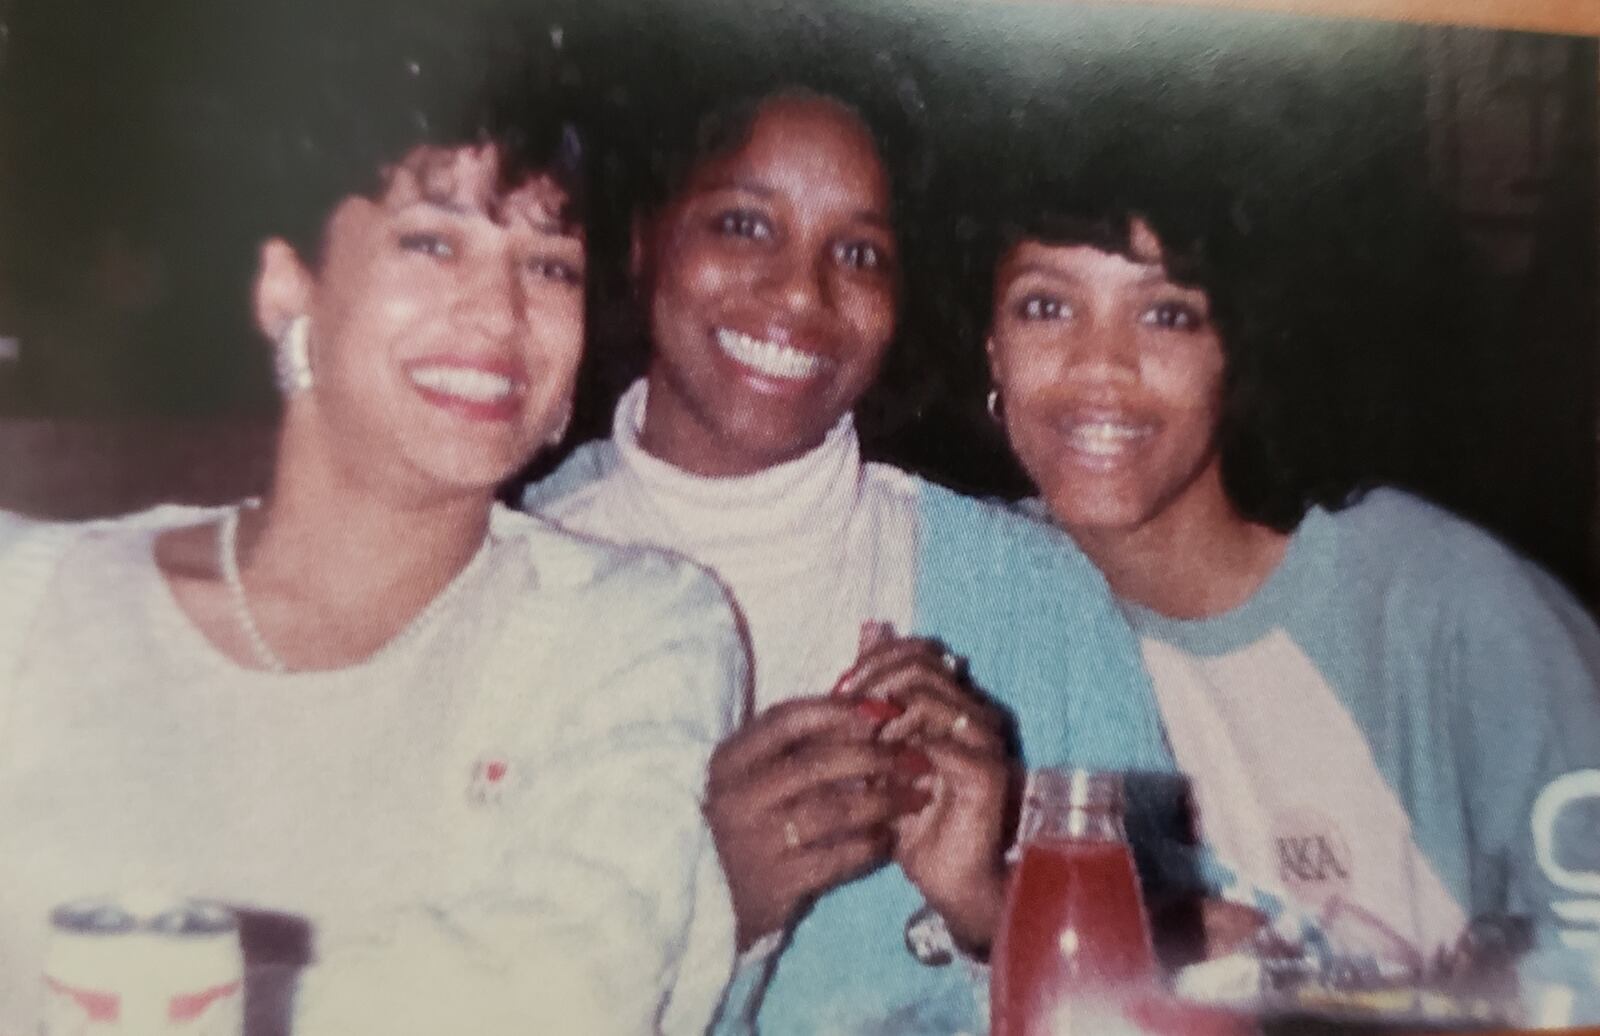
992, 839, 1157, 1035
854, 696, 905, 723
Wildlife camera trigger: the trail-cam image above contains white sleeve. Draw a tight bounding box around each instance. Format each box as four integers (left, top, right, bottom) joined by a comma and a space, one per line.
295, 550, 746, 1035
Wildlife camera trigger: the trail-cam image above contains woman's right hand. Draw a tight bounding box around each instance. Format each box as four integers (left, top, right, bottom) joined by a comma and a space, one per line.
706, 698, 902, 951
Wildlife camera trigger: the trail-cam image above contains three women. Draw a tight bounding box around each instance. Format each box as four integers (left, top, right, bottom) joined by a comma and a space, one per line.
7, 18, 1597, 1034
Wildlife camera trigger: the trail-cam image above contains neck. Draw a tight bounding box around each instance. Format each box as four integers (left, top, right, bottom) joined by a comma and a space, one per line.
1069, 467, 1290, 620
635, 377, 822, 479
247, 418, 493, 618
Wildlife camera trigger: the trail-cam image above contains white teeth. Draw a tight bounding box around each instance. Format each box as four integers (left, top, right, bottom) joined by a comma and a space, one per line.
1066, 420, 1151, 456
409, 365, 516, 403
715, 328, 826, 381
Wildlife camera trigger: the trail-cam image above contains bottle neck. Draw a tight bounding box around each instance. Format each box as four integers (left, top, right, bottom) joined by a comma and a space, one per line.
1015, 768, 1129, 847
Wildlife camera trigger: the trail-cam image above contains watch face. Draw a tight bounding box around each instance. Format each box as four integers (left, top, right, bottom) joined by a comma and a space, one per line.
904, 904, 956, 967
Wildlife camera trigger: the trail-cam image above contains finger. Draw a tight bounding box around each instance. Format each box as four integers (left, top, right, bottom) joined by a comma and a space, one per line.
830, 636, 948, 700
784, 784, 902, 849
858, 619, 895, 655
755, 741, 900, 811
710, 697, 877, 780
789, 830, 894, 897
918, 738, 1012, 788
874, 676, 1007, 749
710, 739, 900, 821
836, 638, 1004, 731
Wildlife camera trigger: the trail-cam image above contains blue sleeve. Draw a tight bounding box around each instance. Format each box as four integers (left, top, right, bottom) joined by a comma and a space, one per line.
912, 486, 1208, 906
913, 483, 1172, 773
1446, 550, 1600, 938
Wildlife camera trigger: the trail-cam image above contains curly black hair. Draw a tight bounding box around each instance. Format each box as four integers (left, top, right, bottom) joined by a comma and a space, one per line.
219, 0, 589, 269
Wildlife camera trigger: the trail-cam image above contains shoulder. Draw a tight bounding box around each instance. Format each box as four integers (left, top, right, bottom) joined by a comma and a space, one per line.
1312, 490, 1598, 667
0, 503, 218, 568
485, 507, 745, 737
491, 505, 737, 635
519, 439, 620, 515
908, 479, 1104, 580
1321, 488, 1558, 600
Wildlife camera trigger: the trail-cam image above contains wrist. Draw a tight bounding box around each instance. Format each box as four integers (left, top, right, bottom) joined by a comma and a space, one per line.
930, 865, 1008, 959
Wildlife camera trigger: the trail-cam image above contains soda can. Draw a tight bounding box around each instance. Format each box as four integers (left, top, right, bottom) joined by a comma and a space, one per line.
42, 894, 243, 1036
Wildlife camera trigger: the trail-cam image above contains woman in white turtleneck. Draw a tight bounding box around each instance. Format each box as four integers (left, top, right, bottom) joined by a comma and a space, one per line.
526, 88, 1178, 1034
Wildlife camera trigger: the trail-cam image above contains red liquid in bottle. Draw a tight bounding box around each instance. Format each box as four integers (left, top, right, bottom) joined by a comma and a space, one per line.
992, 838, 1157, 1036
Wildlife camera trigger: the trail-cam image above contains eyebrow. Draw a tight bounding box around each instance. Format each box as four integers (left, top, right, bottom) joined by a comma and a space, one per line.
1004, 261, 1176, 288
399, 199, 577, 238
704, 178, 891, 231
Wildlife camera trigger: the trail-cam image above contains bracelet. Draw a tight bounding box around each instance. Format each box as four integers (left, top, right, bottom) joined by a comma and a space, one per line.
904, 903, 956, 967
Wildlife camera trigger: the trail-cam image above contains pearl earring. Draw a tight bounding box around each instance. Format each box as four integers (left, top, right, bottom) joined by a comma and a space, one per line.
274, 315, 313, 395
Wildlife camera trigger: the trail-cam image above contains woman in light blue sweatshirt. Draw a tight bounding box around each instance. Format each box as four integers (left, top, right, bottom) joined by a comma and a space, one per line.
981, 153, 1600, 965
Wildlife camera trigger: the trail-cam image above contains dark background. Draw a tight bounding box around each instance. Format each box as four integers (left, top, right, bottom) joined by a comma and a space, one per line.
0, 0, 1594, 600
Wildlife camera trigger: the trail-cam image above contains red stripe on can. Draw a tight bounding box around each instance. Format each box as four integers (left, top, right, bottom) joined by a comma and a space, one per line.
45, 976, 120, 1022
168, 980, 242, 1022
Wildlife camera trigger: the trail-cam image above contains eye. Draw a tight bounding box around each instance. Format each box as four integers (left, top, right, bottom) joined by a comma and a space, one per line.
834, 239, 890, 272
397, 231, 456, 259
524, 256, 583, 286
1140, 301, 1206, 331
1016, 294, 1070, 321
713, 209, 773, 242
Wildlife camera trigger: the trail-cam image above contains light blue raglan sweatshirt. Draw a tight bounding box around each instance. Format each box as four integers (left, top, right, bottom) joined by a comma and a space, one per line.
1120, 489, 1600, 957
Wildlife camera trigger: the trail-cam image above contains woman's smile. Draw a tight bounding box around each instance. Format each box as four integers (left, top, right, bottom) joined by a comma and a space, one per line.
1048, 405, 1161, 472
712, 326, 834, 385
404, 355, 527, 422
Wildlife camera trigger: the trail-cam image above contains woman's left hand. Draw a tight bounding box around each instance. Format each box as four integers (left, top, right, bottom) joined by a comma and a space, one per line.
832, 636, 1015, 955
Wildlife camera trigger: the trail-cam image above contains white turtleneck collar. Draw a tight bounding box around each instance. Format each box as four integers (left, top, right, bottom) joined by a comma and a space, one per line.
607, 379, 863, 566
538, 379, 922, 712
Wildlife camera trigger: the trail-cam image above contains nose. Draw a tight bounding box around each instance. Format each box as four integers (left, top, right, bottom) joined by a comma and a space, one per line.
756, 246, 831, 316
1066, 318, 1139, 382
452, 256, 524, 341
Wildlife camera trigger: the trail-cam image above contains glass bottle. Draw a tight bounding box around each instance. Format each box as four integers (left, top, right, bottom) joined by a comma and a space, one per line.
991, 768, 1157, 1036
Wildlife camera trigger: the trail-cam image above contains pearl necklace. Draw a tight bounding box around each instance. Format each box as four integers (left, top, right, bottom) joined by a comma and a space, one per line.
216, 501, 496, 674
217, 501, 288, 673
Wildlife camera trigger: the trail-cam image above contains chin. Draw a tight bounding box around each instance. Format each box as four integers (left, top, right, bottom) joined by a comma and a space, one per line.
1041, 488, 1152, 539
716, 417, 829, 469
416, 447, 527, 496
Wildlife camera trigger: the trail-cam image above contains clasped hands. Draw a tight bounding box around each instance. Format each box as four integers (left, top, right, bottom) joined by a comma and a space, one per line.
705, 622, 1013, 955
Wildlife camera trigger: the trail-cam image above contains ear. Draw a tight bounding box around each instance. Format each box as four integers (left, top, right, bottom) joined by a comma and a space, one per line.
252, 238, 315, 343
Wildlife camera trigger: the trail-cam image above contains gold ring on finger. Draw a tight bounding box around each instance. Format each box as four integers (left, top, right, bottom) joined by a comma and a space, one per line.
951, 714, 971, 736
783, 819, 801, 850
939, 650, 963, 678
